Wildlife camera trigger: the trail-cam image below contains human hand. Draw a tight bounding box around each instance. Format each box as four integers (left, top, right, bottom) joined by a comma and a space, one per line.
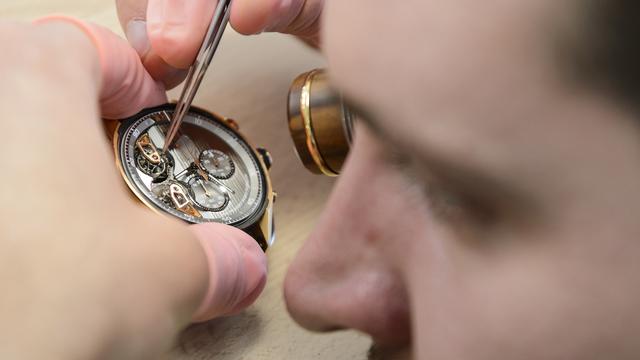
0, 18, 266, 359
115, 0, 324, 88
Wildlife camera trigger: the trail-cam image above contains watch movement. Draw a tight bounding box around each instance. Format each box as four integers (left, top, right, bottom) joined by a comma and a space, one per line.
113, 104, 275, 250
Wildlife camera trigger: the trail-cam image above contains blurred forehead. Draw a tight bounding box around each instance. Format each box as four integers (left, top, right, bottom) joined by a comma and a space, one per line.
322, 0, 576, 153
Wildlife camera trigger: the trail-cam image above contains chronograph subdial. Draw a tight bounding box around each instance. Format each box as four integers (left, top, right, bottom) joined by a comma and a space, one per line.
200, 149, 235, 179
187, 176, 229, 211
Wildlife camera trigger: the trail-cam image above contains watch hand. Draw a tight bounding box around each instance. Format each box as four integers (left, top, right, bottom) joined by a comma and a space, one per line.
198, 179, 212, 198
193, 156, 209, 178
175, 161, 201, 180
194, 151, 235, 194
174, 166, 192, 179
197, 168, 210, 182
208, 176, 235, 195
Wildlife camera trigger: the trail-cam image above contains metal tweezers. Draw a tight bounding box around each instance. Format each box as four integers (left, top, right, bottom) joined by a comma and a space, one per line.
163, 0, 233, 152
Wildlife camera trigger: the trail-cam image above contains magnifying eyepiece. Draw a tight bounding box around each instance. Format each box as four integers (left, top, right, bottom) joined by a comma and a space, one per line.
287, 69, 353, 177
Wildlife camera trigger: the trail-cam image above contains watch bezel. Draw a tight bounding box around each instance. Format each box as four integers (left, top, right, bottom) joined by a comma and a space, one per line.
113, 103, 270, 230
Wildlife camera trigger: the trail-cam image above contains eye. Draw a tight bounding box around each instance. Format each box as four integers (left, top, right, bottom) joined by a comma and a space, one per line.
344, 99, 521, 229
384, 149, 501, 228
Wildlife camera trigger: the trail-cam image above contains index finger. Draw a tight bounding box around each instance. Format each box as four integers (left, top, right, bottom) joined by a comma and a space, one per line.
117, 0, 256, 70
116, 0, 222, 88
116, 0, 320, 88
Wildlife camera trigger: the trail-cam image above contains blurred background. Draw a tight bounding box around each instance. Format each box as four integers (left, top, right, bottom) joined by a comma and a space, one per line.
5, 1, 372, 359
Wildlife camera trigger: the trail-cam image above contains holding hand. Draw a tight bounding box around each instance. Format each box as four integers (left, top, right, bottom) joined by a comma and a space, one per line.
116, 0, 325, 88
0, 18, 266, 359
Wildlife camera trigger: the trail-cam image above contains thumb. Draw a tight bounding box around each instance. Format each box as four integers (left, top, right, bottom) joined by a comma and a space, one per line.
190, 223, 268, 322
35, 15, 167, 119
117, 211, 268, 329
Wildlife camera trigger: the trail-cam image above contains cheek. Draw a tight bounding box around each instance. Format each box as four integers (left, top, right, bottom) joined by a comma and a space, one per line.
407, 197, 640, 359
283, 129, 428, 344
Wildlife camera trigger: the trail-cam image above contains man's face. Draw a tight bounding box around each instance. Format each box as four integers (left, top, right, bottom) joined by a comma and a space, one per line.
284, 0, 640, 358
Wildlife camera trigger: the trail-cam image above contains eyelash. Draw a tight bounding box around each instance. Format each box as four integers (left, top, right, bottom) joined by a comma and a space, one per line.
352, 108, 504, 229
384, 150, 463, 218
385, 149, 499, 227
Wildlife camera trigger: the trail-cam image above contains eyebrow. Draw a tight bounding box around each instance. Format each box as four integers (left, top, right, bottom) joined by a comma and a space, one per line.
343, 95, 541, 226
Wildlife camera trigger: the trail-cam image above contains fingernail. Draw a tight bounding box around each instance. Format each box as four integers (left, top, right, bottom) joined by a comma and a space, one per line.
126, 20, 151, 57
192, 224, 268, 322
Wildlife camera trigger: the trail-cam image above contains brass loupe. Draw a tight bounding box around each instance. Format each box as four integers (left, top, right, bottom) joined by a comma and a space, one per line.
287, 69, 353, 176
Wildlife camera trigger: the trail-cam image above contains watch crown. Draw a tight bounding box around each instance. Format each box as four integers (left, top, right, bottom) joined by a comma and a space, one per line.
224, 118, 240, 131
256, 147, 272, 170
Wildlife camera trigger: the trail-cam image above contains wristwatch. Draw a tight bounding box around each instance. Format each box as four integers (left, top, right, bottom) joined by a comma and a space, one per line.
110, 104, 275, 251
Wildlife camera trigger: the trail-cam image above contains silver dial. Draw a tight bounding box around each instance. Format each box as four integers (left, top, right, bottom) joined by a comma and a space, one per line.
118, 106, 267, 226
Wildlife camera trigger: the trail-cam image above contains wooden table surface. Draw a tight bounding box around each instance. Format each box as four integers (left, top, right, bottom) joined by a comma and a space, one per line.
5, 2, 371, 359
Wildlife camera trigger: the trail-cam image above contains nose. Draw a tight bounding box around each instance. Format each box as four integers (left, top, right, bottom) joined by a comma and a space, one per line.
284, 249, 411, 344
283, 130, 412, 345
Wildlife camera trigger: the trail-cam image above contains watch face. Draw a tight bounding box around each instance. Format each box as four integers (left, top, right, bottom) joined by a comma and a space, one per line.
116, 105, 267, 228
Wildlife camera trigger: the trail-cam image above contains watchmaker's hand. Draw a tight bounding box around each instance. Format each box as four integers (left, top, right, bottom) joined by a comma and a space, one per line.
116, 0, 324, 88
0, 19, 267, 359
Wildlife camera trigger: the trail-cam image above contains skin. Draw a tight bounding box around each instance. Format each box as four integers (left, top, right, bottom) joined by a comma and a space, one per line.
5, 0, 639, 358
115, 0, 323, 88
313, 1, 640, 358
169, 0, 639, 357
318, 1, 640, 357
0, 20, 266, 359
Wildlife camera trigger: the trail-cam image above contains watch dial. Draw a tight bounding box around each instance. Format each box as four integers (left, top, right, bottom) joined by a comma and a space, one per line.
118, 107, 267, 226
